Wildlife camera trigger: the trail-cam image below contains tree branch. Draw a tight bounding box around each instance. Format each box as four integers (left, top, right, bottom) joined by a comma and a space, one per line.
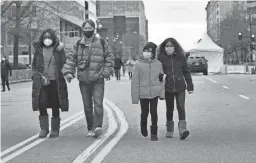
1, 1, 15, 15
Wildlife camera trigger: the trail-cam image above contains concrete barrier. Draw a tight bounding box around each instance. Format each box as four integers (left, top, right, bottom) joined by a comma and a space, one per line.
221, 65, 256, 74
8, 69, 32, 84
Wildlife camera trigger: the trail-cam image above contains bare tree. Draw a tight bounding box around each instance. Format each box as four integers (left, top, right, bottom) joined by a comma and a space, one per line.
1, 1, 61, 69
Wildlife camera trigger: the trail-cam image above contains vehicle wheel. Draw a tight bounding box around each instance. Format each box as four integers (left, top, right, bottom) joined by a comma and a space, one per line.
203, 70, 208, 75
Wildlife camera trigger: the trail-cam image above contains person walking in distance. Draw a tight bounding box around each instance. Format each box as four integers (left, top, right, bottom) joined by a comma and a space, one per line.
32, 28, 69, 138
114, 54, 124, 80
1, 56, 12, 92
62, 19, 114, 138
157, 37, 194, 140
131, 42, 165, 141
126, 57, 135, 80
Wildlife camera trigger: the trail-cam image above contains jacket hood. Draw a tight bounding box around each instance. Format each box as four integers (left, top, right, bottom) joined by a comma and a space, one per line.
138, 56, 157, 63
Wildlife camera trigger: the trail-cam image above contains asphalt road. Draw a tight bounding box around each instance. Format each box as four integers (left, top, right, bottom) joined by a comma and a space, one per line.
1, 74, 256, 163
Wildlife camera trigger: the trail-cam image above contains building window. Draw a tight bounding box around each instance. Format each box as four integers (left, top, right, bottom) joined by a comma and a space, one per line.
217, 18, 219, 22
216, 2, 218, 7
217, 10, 219, 15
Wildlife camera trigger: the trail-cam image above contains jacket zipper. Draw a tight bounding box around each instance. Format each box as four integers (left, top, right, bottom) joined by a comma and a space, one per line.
149, 61, 152, 97
171, 55, 176, 92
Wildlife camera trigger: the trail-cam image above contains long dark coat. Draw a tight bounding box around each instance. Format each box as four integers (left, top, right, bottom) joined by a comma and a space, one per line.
31, 41, 69, 111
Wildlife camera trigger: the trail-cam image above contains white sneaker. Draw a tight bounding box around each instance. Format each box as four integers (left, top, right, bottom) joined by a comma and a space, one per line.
94, 127, 103, 138
86, 130, 95, 137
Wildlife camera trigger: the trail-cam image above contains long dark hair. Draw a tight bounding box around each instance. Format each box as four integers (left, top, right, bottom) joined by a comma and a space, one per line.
38, 28, 57, 48
158, 37, 185, 56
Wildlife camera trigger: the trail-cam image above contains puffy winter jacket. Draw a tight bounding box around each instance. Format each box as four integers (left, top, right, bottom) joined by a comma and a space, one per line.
62, 35, 114, 83
131, 57, 165, 104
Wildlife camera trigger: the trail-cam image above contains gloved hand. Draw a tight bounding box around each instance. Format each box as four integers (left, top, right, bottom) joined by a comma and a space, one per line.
188, 91, 193, 94
65, 74, 74, 83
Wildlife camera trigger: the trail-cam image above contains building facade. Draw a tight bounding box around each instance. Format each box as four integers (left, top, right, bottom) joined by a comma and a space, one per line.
84, 0, 97, 22
96, 0, 148, 58
1, 1, 88, 65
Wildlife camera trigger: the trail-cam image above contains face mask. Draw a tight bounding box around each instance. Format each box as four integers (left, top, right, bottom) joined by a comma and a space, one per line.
84, 30, 94, 38
44, 39, 52, 47
143, 52, 152, 59
165, 47, 175, 55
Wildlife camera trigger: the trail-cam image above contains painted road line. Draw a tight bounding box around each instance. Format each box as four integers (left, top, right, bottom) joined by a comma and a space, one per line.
239, 95, 250, 100
222, 86, 229, 89
72, 100, 117, 163
1, 114, 85, 163
91, 99, 129, 163
1, 111, 84, 158
204, 76, 218, 83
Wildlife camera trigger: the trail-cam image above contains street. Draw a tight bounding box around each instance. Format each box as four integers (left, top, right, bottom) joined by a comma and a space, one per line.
1, 74, 256, 163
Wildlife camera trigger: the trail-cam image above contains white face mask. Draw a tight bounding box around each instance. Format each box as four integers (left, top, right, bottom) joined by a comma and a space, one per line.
165, 47, 175, 55
44, 39, 53, 47
143, 52, 152, 59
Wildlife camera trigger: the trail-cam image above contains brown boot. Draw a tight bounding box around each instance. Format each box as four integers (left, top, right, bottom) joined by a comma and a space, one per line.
165, 121, 174, 138
49, 117, 61, 138
39, 115, 49, 138
150, 125, 158, 141
178, 120, 189, 140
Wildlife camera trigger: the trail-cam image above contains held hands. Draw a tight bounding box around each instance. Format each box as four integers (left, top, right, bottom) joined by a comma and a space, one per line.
64, 74, 74, 83
42, 76, 48, 84
188, 91, 193, 94
163, 74, 166, 81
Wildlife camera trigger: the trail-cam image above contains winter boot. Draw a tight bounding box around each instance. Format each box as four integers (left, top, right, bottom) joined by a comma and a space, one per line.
178, 120, 189, 140
165, 121, 174, 138
39, 115, 49, 138
150, 125, 158, 141
49, 117, 61, 138
140, 118, 148, 137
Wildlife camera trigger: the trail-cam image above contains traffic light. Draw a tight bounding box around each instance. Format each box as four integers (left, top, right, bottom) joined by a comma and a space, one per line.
251, 34, 255, 41
238, 32, 242, 40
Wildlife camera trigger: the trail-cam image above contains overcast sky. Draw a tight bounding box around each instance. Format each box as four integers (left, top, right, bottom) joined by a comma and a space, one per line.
143, 0, 208, 51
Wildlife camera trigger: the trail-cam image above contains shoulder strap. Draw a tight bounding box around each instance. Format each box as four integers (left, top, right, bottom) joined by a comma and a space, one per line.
100, 38, 105, 54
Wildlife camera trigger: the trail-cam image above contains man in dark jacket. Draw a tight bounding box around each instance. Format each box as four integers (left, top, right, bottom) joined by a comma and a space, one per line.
1, 56, 12, 92
114, 54, 124, 80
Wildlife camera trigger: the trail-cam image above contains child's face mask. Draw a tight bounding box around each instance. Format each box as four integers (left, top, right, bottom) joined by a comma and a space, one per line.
143, 52, 152, 59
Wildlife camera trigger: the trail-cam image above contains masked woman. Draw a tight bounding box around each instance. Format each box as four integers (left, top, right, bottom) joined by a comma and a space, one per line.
32, 28, 69, 138
157, 37, 194, 140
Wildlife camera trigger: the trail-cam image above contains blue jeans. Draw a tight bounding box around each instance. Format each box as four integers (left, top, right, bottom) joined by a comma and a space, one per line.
79, 78, 105, 131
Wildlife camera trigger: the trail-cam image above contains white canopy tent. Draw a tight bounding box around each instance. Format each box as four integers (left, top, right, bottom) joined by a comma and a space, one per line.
190, 33, 224, 73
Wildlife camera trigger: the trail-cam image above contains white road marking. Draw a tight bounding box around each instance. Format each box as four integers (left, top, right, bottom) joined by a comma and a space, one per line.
72, 100, 118, 163
1, 111, 84, 158
204, 76, 218, 83
1, 113, 85, 163
222, 86, 229, 89
239, 95, 250, 100
91, 99, 129, 163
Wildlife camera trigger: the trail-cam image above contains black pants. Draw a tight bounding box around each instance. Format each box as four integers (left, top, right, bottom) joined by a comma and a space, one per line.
1, 75, 10, 91
114, 68, 121, 80
140, 97, 158, 126
39, 80, 60, 118
128, 72, 132, 79
165, 91, 186, 121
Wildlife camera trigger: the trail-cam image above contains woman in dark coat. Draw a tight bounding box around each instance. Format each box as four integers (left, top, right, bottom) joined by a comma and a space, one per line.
157, 37, 194, 140
32, 28, 69, 138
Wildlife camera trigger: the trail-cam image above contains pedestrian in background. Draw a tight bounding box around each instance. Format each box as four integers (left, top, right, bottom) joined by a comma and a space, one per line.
1, 56, 12, 92
32, 28, 69, 138
122, 59, 126, 77
114, 54, 124, 80
131, 42, 165, 141
157, 37, 194, 140
62, 19, 114, 138
126, 57, 135, 80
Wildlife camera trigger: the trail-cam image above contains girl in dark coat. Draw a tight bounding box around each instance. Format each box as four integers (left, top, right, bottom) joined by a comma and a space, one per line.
32, 28, 69, 138
157, 38, 194, 140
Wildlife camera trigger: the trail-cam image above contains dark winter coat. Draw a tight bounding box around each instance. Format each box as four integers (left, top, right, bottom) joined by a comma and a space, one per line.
157, 52, 194, 93
1, 59, 12, 77
114, 57, 124, 69
31, 41, 69, 112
